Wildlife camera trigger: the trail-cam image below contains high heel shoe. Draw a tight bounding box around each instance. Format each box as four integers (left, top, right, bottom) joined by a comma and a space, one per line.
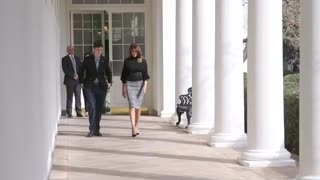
135, 127, 140, 136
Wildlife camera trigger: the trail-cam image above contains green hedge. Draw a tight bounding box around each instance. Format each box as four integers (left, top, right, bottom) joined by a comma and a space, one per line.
244, 73, 299, 154
283, 73, 299, 154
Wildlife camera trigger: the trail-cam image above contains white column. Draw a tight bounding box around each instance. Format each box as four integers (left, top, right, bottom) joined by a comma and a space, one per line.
238, 0, 295, 167
208, 0, 247, 147
160, 0, 176, 118
187, 0, 215, 134
171, 0, 192, 125
297, 1, 320, 179
0, 0, 61, 179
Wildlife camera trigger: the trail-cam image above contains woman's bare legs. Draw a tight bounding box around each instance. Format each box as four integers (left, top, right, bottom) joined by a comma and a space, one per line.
129, 108, 137, 136
135, 108, 141, 134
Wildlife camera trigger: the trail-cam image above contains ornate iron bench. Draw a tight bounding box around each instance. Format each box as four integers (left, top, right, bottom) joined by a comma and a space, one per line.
176, 87, 192, 128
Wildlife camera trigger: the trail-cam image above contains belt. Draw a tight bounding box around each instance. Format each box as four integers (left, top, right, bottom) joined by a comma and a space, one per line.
129, 72, 143, 79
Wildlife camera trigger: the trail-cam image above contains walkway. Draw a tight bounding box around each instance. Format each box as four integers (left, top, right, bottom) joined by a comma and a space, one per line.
49, 116, 298, 180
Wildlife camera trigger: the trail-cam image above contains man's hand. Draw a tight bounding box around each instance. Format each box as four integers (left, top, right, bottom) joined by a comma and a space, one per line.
73, 74, 78, 80
108, 83, 112, 89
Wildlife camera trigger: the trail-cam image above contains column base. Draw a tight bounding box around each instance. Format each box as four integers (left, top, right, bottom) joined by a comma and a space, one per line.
187, 124, 213, 134
238, 149, 296, 167
208, 133, 247, 148
160, 110, 175, 118
295, 176, 320, 180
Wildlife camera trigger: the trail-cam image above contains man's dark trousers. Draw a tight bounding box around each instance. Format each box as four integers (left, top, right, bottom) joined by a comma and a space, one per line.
85, 85, 107, 132
66, 83, 82, 116
62, 54, 82, 116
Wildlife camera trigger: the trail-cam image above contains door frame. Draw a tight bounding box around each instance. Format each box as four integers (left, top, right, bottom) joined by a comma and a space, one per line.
67, 0, 153, 110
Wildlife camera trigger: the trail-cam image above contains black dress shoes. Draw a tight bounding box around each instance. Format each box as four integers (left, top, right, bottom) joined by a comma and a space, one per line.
67, 114, 72, 118
77, 113, 83, 117
86, 131, 94, 137
94, 131, 102, 137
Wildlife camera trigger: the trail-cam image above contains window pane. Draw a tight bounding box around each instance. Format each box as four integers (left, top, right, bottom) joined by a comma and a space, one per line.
121, 0, 132, 4
83, 14, 92, 28
84, 0, 96, 4
134, 13, 144, 28
93, 30, 102, 42
73, 14, 82, 21
134, 28, 144, 44
83, 14, 92, 21
83, 22, 92, 29
123, 29, 134, 44
74, 46, 83, 58
93, 14, 102, 28
112, 28, 122, 44
112, 14, 122, 28
133, 0, 144, 4
112, 61, 124, 76
73, 21, 82, 29
109, 0, 120, 4
84, 30, 92, 44
74, 30, 83, 44
97, 0, 108, 4
139, 44, 145, 56
84, 46, 93, 56
123, 45, 130, 58
73, 0, 84, 4
113, 45, 123, 60
123, 13, 133, 28
73, 14, 82, 28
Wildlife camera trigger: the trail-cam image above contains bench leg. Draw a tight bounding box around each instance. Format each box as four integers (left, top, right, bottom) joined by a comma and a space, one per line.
186, 111, 191, 129
176, 109, 182, 126
176, 115, 182, 126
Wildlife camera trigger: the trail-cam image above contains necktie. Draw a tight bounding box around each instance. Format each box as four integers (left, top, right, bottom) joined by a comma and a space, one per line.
94, 58, 100, 84
71, 56, 77, 74
95, 58, 99, 70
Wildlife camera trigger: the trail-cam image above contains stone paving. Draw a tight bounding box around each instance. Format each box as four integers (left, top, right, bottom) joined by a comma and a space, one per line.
49, 115, 298, 180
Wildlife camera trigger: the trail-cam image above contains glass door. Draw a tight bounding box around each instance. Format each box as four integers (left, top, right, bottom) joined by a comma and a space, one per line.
71, 11, 146, 110
109, 12, 145, 107
72, 12, 104, 58
72, 11, 112, 113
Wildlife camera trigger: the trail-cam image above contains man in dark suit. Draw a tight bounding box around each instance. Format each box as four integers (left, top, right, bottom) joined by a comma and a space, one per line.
82, 52, 91, 116
80, 41, 112, 137
62, 46, 83, 118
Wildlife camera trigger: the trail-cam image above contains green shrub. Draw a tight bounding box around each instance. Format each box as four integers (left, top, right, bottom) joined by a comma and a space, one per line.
243, 73, 299, 154
284, 73, 299, 154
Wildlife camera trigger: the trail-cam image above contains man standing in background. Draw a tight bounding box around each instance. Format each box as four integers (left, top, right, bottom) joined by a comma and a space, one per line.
62, 46, 83, 118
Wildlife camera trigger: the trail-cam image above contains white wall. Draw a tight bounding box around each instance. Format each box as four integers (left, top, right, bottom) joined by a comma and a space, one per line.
0, 0, 63, 179
59, 0, 69, 115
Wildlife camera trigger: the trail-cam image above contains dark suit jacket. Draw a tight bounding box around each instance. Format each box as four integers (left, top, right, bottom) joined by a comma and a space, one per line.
62, 55, 81, 86
80, 55, 112, 90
